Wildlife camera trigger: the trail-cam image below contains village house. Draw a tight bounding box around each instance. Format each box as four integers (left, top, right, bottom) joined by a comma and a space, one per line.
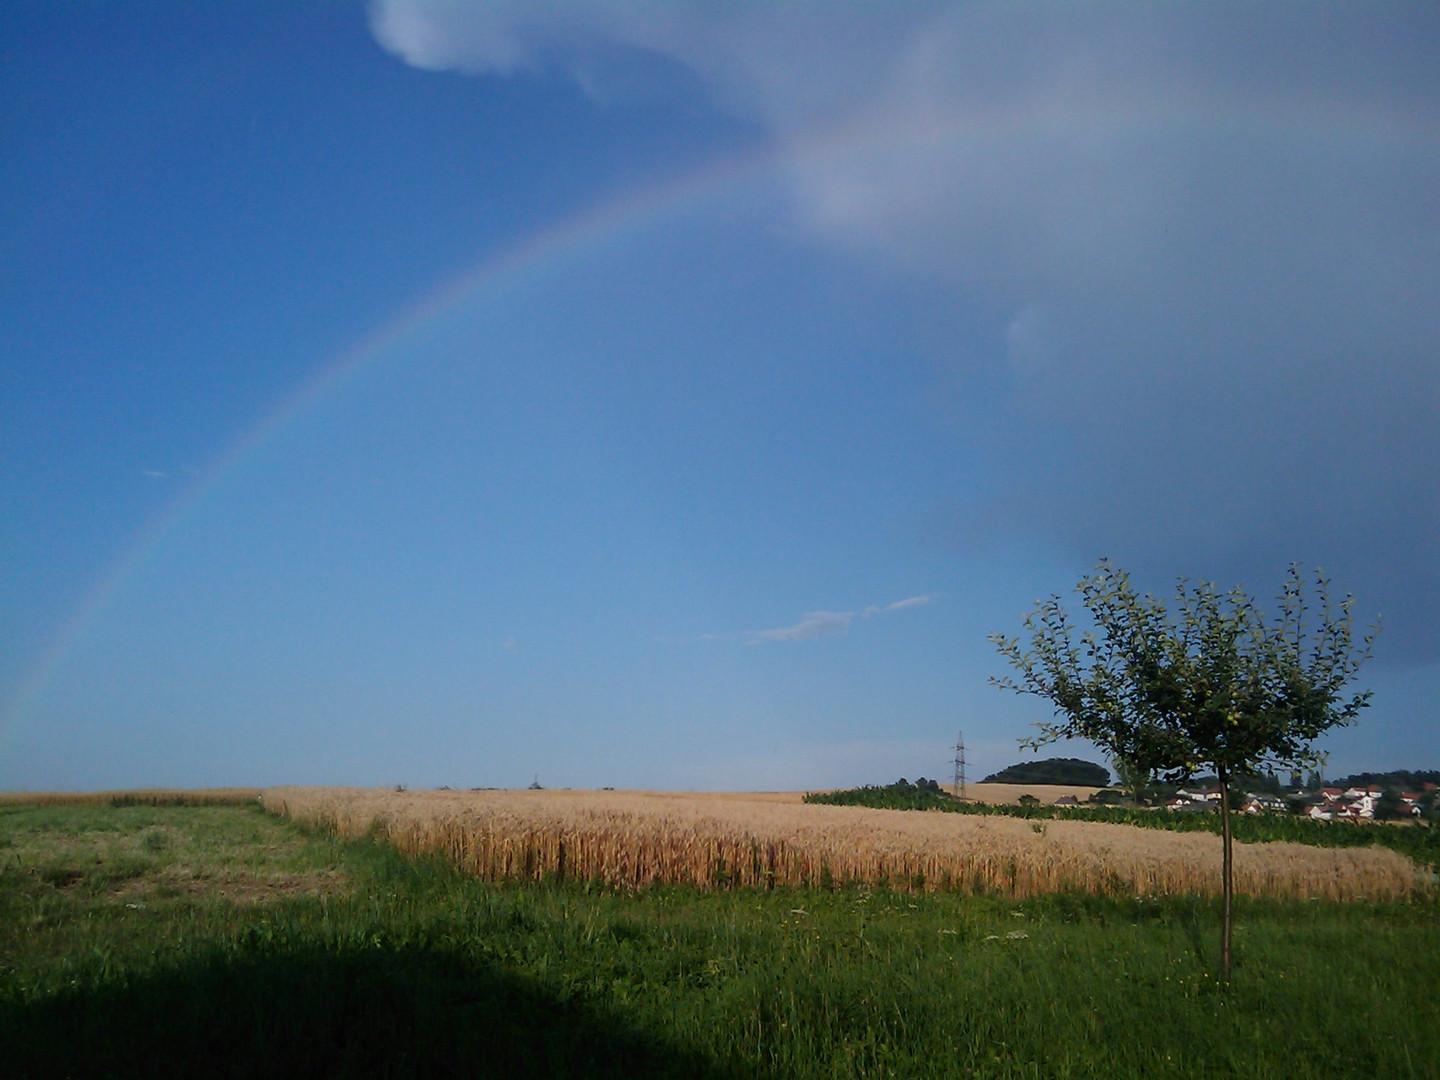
1240, 793, 1287, 814
1160, 777, 1435, 819
1343, 785, 1385, 802
1164, 787, 1223, 813
1178, 786, 1221, 804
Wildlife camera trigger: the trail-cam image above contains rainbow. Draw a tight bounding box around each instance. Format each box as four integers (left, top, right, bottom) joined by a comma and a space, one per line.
1, 135, 791, 744
6, 93, 1430, 748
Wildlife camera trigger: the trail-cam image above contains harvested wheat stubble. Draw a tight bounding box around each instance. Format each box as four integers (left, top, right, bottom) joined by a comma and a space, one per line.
262, 786, 1428, 901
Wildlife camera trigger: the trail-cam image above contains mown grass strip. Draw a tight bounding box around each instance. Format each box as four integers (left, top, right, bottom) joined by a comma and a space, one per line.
0, 788, 263, 808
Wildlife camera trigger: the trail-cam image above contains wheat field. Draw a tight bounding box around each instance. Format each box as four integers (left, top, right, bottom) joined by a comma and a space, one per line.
261, 786, 1426, 901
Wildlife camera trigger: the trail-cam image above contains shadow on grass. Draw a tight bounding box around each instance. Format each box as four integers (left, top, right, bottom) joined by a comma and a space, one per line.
1, 941, 744, 1080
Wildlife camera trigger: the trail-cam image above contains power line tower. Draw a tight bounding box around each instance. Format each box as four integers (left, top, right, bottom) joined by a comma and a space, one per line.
952, 731, 967, 800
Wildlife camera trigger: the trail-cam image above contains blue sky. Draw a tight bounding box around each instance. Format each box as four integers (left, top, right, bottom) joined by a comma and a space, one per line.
3, 1, 1436, 791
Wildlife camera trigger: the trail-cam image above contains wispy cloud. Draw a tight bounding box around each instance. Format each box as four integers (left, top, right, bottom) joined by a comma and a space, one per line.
141, 469, 167, 479
747, 593, 937, 644
749, 610, 854, 644
886, 593, 938, 611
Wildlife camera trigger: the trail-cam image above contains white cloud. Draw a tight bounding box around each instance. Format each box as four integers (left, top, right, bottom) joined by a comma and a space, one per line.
745, 593, 935, 643
749, 610, 854, 644
141, 469, 166, 479
367, 0, 932, 128
368, 1, 1440, 660
886, 593, 937, 611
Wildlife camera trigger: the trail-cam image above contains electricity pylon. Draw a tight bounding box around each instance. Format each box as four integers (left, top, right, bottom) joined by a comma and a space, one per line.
952, 731, 967, 800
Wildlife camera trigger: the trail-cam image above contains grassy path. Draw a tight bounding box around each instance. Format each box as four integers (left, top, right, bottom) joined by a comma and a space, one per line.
2, 802, 1437, 1078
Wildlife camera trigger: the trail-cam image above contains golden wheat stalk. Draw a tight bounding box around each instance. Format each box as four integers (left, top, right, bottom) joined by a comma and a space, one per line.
260, 786, 1428, 900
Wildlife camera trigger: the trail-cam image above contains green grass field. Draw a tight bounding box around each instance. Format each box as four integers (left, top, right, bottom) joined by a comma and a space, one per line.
2, 801, 1437, 1079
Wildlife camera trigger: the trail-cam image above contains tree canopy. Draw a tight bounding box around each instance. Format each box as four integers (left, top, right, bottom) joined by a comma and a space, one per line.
990, 559, 1377, 982
989, 560, 1376, 784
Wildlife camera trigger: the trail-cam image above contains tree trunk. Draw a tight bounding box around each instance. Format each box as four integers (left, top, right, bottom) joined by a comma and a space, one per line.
1217, 762, 1233, 984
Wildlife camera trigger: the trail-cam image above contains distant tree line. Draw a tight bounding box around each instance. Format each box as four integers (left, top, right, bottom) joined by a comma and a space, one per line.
1329, 769, 1440, 791
807, 780, 956, 811
981, 758, 1111, 787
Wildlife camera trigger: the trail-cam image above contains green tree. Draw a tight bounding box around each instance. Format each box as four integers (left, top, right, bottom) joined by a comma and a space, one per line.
990, 559, 1376, 982
1374, 789, 1404, 821
1111, 753, 1152, 805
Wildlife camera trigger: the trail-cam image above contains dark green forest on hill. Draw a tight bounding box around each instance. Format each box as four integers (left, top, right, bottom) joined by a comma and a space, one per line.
980, 758, 1111, 786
